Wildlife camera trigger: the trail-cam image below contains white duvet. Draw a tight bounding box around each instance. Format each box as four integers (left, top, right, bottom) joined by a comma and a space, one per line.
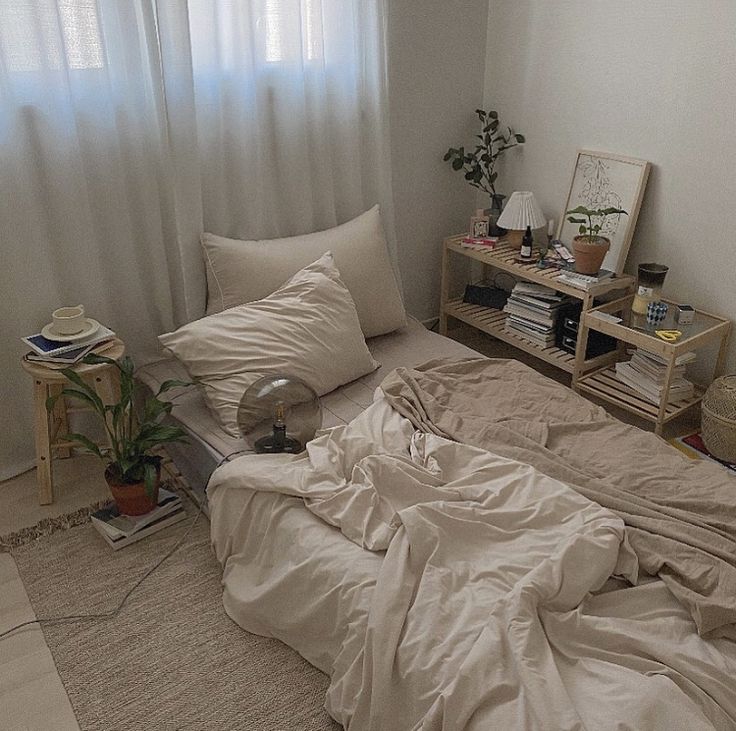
208, 398, 736, 730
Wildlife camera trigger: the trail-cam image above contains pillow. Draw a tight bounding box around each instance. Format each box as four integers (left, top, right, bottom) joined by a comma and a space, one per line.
159, 253, 379, 437
201, 205, 406, 338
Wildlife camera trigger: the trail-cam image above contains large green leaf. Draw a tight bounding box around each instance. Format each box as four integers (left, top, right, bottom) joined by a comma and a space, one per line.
59, 368, 105, 417
143, 461, 158, 499
64, 432, 105, 459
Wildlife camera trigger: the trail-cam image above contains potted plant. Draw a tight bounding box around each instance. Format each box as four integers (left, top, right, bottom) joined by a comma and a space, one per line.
47, 354, 193, 516
443, 108, 525, 232
565, 205, 628, 275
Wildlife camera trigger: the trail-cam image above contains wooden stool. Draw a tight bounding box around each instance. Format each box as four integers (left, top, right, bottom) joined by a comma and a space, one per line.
21, 339, 125, 505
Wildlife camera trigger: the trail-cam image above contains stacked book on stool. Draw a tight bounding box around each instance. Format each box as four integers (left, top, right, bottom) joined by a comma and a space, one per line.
503, 282, 568, 347
615, 349, 696, 405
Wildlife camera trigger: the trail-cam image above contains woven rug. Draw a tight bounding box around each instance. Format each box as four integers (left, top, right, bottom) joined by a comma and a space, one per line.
11, 498, 341, 731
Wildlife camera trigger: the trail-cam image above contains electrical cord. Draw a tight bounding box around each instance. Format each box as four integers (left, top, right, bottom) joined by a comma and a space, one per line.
0, 449, 248, 642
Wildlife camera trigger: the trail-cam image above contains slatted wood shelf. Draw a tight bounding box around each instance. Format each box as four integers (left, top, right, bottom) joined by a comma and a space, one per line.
444, 235, 636, 300
444, 297, 578, 372
575, 365, 706, 423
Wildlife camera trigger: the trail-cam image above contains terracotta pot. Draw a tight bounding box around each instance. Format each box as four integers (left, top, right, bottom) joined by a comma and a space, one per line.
572, 235, 610, 275
105, 464, 160, 516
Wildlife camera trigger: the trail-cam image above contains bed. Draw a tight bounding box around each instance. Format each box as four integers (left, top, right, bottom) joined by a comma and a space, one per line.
138, 212, 736, 729
141, 322, 736, 730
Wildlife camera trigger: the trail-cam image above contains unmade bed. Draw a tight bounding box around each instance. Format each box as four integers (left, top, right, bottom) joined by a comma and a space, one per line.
141, 321, 736, 730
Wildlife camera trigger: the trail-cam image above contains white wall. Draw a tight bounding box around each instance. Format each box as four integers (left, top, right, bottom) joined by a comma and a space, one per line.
387, 0, 489, 321
484, 0, 736, 373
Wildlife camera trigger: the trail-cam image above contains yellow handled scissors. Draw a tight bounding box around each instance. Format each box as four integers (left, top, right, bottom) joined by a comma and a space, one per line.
655, 329, 682, 342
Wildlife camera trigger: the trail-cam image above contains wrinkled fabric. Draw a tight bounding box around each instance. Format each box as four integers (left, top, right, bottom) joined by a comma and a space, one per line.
381, 357, 736, 637
209, 393, 736, 730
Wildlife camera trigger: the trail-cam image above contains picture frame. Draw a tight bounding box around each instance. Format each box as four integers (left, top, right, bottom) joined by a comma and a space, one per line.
557, 150, 651, 274
469, 211, 490, 239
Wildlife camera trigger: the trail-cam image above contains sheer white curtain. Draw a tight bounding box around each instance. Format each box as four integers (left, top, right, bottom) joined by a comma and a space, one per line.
0, 0, 393, 480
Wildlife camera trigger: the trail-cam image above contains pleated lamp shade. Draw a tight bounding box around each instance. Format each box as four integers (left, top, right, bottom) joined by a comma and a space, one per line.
496, 191, 547, 231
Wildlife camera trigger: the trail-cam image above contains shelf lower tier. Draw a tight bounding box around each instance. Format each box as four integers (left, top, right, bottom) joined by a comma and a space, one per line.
443, 297, 577, 373
575, 366, 705, 423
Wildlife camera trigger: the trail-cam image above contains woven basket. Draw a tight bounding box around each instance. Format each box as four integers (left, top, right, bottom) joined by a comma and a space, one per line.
701, 375, 736, 463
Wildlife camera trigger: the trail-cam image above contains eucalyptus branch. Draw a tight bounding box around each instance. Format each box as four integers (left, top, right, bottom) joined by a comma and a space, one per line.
444, 108, 525, 212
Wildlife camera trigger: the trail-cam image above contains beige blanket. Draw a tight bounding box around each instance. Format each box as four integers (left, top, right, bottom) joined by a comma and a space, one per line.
381, 357, 736, 637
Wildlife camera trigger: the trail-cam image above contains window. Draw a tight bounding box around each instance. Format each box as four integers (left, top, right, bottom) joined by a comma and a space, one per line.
0, 0, 103, 72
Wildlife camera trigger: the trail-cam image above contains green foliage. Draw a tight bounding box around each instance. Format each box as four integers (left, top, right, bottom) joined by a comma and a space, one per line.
443, 108, 526, 209
46, 354, 195, 496
566, 205, 628, 244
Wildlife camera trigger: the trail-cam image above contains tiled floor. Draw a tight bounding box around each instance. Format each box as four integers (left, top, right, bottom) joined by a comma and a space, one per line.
0, 554, 80, 731
1, 455, 106, 731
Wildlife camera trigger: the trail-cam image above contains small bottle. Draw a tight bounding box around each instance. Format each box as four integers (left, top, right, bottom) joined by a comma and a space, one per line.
520, 225, 533, 259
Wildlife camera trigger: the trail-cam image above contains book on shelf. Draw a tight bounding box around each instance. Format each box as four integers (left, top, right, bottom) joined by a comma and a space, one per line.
511, 282, 567, 302
460, 236, 499, 249
503, 302, 556, 327
91, 487, 185, 551
505, 319, 555, 345
555, 269, 615, 291
22, 324, 116, 359
614, 361, 695, 405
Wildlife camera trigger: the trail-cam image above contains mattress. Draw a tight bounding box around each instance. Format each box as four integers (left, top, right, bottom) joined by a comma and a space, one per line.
137, 316, 478, 499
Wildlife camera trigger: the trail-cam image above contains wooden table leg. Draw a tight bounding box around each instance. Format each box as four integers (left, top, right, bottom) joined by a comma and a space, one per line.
439, 241, 450, 336
49, 383, 71, 459
33, 378, 54, 505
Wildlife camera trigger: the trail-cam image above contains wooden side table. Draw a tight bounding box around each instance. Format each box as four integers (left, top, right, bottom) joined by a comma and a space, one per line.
21, 339, 125, 505
575, 297, 731, 435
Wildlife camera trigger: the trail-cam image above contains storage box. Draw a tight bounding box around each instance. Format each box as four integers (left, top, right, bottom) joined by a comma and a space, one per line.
676, 304, 695, 325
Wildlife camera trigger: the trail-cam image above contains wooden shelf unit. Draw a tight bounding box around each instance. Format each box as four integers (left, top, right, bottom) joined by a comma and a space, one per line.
576, 295, 731, 435
439, 234, 636, 380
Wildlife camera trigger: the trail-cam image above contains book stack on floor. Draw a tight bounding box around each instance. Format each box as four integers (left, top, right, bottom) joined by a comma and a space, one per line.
503, 282, 569, 347
615, 348, 696, 405
22, 323, 117, 367
91, 487, 186, 550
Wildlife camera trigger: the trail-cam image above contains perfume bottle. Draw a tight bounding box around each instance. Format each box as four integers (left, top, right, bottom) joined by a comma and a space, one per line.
520, 225, 533, 259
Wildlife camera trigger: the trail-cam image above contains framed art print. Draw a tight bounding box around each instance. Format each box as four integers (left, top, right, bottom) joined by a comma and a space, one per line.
557, 150, 651, 274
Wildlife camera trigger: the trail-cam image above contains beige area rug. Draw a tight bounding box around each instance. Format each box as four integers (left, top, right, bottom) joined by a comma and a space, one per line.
12, 499, 341, 731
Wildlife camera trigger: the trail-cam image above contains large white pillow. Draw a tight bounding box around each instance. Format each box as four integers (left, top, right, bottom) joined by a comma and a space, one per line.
201, 205, 406, 338
159, 253, 379, 437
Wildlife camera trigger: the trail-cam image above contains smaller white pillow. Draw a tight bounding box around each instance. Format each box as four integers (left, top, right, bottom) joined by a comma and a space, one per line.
159, 253, 379, 437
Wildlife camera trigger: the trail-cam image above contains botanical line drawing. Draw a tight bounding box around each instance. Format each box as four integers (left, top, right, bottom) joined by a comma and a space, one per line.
575, 155, 624, 237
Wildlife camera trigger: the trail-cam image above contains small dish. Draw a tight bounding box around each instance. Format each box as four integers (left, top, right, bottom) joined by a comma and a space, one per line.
40, 318, 101, 343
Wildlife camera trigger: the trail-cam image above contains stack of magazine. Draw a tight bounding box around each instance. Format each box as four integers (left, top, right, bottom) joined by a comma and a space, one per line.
615, 348, 696, 405
503, 282, 569, 347
91, 487, 186, 550
22, 324, 116, 367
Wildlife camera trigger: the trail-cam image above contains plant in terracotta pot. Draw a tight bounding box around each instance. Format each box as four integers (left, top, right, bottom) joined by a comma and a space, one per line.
444, 108, 525, 232
47, 354, 193, 516
565, 205, 628, 275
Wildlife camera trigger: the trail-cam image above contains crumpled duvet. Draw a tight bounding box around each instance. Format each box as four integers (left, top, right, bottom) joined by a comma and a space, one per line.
209, 394, 736, 730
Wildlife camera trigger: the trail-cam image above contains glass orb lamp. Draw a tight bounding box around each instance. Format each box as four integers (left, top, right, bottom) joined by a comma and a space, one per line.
237, 375, 322, 454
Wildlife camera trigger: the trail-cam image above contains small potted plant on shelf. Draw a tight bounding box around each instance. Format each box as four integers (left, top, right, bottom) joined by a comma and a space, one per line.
47, 354, 193, 516
443, 108, 525, 233
565, 205, 628, 275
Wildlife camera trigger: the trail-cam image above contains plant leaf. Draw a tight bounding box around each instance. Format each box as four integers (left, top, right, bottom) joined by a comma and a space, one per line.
515, 134, 525, 143
64, 432, 105, 459
143, 461, 158, 499
452, 158, 464, 170
59, 368, 105, 416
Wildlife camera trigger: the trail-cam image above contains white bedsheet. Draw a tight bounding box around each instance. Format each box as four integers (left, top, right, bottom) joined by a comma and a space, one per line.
209, 397, 736, 730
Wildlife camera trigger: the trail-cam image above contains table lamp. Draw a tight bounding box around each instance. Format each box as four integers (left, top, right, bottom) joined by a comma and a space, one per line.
496, 191, 546, 250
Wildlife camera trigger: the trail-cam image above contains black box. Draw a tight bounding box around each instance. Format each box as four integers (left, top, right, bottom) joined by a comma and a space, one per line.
555, 302, 617, 359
